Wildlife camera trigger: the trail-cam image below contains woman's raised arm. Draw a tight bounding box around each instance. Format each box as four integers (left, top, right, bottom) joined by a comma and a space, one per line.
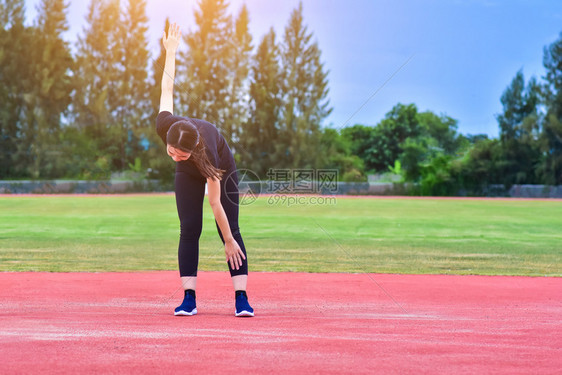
159, 22, 181, 114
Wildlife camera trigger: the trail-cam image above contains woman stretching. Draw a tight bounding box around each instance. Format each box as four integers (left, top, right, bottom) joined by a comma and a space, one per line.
156, 23, 254, 317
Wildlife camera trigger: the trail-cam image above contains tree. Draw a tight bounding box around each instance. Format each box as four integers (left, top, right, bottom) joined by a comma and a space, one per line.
342, 104, 465, 184
418, 154, 458, 196
320, 127, 366, 182
399, 136, 437, 181
115, 0, 150, 170
367, 103, 420, 172
279, 1, 332, 169
239, 28, 282, 175
540, 32, 562, 185
23, 0, 74, 178
223, 4, 252, 148
0, 0, 24, 28
400, 111, 466, 183
340, 124, 377, 170
0, 0, 31, 178
179, 0, 233, 140
495, 70, 541, 186
73, 0, 122, 178
456, 138, 503, 195
418, 111, 462, 155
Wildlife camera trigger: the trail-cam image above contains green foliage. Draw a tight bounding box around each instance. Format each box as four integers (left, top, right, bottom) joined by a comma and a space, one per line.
278, 1, 332, 169
239, 28, 282, 176
339, 30, 562, 194
454, 138, 502, 195
56, 126, 98, 179
540, 31, 562, 184
116, 0, 150, 172
388, 160, 402, 175
72, 0, 121, 172
0, 1, 29, 178
224, 4, 252, 144
128, 157, 142, 173
69, 0, 153, 178
319, 127, 366, 181
341, 124, 377, 171
344, 103, 465, 188
28, 0, 74, 179
399, 136, 435, 181
238, 2, 332, 175
179, 0, 233, 135
0, 0, 73, 179
368, 103, 421, 172
495, 70, 542, 186
418, 154, 458, 196
2, 0, 562, 194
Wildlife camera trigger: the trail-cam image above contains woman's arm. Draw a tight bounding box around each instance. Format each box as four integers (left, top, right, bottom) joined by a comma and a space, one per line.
207, 177, 246, 270
159, 23, 181, 114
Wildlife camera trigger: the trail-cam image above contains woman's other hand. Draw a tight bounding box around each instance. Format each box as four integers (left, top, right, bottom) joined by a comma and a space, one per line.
225, 239, 245, 270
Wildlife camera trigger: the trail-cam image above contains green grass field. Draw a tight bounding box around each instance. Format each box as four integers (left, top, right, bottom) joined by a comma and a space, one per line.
0, 195, 560, 276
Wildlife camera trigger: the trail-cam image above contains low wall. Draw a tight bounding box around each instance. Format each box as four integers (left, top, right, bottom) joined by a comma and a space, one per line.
507, 184, 562, 199
1, 180, 561, 198
0, 180, 170, 194
241, 181, 413, 196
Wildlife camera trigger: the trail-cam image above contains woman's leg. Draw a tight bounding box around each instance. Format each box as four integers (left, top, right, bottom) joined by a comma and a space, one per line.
175, 171, 206, 285
215, 169, 248, 289
216, 168, 254, 316
174, 171, 205, 315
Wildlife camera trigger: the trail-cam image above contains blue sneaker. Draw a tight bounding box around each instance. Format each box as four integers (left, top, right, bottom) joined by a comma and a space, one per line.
174, 292, 197, 316
235, 292, 254, 317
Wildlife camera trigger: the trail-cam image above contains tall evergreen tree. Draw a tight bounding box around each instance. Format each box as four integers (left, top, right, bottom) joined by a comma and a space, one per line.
496, 70, 541, 185
223, 4, 252, 148
179, 0, 233, 139
498, 71, 537, 141
0, 0, 24, 28
240, 28, 282, 175
73, 0, 122, 176
0, 0, 30, 178
115, 0, 150, 170
279, 2, 331, 169
23, 0, 74, 178
541, 31, 562, 185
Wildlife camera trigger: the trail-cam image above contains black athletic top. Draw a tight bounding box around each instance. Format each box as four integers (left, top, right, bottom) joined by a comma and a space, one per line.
156, 111, 234, 177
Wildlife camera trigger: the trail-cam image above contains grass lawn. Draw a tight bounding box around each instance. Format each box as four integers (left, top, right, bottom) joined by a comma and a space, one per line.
0, 194, 560, 276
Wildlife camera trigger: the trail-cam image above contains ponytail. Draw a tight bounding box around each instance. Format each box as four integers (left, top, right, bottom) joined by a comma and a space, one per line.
190, 137, 225, 180
167, 120, 225, 180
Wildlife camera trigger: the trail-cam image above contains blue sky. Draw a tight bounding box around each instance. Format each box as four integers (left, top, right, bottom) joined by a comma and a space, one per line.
25, 0, 562, 137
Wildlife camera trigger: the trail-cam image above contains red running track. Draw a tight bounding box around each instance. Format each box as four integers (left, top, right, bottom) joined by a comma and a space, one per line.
0, 271, 560, 374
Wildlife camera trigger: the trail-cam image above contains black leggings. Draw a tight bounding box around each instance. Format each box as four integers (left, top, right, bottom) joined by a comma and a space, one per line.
174, 169, 248, 277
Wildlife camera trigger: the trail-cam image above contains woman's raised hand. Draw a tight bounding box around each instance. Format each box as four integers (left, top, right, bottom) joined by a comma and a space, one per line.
162, 22, 181, 52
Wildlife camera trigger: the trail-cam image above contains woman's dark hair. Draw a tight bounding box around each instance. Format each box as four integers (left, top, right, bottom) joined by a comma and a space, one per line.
167, 120, 224, 180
